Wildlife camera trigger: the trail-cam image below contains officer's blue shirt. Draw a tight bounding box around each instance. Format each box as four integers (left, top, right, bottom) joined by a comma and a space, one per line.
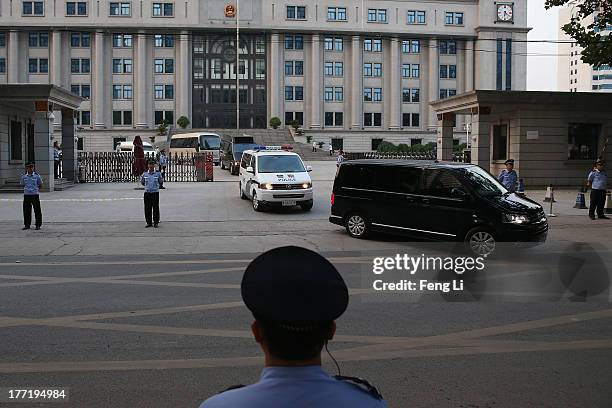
53, 149, 60, 161
588, 169, 608, 190
21, 173, 43, 195
498, 169, 518, 192
199, 366, 387, 408
140, 170, 163, 192
159, 154, 168, 166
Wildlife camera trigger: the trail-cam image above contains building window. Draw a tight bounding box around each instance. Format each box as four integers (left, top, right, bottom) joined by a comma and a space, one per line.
372, 63, 382, 77
439, 89, 455, 99
285, 111, 304, 126
440, 65, 448, 79
66, 1, 87, 15
71, 58, 90, 73
411, 88, 420, 102
324, 62, 333, 76
568, 123, 601, 160
334, 62, 343, 76
402, 64, 410, 78
364, 38, 382, 52
368, 8, 387, 22
152, 2, 173, 16
402, 40, 420, 53
412, 64, 420, 78
29, 58, 48, 73
71, 32, 91, 47
10, 121, 23, 161
335, 87, 343, 101
29, 32, 49, 47
110, 2, 131, 16
492, 125, 508, 160
23, 1, 44, 15
449, 65, 457, 78
325, 62, 343, 76
365, 87, 383, 102
71, 84, 90, 98
286, 5, 306, 20
112, 110, 132, 125
439, 40, 457, 55
496, 38, 503, 90
0, 33, 5, 47
155, 110, 174, 125
363, 63, 372, 77
284, 35, 304, 50
324, 86, 333, 101
294, 86, 303, 100
0, 58, 5, 73
363, 88, 372, 102
445, 12, 464, 25
76, 137, 84, 150
112, 58, 133, 73
154, 34, 174, 47
112, 34, 133, 47
325, 37, 343, 51
284, 60, 303, 76
373, 88, 382, 102
402, 113, 420, 128
371, 138, 383, 150
402, 88, 420, 103
407, 10, 425, 24
154, 58, 173, 74
327, 6, 346, 21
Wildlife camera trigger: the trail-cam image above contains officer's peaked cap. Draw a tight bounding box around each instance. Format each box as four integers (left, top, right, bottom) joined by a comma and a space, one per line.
241, 246, 349, 324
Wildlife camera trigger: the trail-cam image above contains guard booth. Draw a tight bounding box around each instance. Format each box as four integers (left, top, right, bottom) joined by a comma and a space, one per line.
0, 84, 82, 191
430, 90, 612, 187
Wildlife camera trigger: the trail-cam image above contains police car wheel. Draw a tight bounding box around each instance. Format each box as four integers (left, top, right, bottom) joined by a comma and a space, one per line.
252, 191, 263, 211
239, 182, 247, 200
345, 213, 369, 238
300, 200, 313, 211
464, 227, 496, 257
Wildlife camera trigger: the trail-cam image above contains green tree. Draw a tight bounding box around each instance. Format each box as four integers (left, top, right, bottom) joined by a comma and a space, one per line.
546, 0, 612, 66
269, 116, 281, 129
176, 116, 190, 129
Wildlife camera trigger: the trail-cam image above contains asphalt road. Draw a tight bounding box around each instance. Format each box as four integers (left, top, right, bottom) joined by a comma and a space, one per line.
0, 162, 611, 407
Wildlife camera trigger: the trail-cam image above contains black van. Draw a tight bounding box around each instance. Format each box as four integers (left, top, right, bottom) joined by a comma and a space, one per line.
220, 136, 258, 175
329, 160, 548, 255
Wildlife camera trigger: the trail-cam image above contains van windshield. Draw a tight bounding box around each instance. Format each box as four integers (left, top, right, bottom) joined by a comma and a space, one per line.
170, 137, 198, 149
257, 155, 305, 173
200, 135, 221, 150
459, 166, 508, 197
233, 144, 259, 161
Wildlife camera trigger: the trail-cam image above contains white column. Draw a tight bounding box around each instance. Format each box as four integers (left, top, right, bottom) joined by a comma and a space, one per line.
465, 39, 474, 92
136, 32, 148, 128
471, 114, 491, 169
351, 35, 362, 129
8, 31, 19, 83
310, 34, 321, 129
177, 30, 190, 124
269, 33, 280, 123
389, 37, 400, 130
34, 112, 54, 191
436, 113, 454, 162
427, 38, 439, 129
51, 31, 62, 87
93, 31, 105, 129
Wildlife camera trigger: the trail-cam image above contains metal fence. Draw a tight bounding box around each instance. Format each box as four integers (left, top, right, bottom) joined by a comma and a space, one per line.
344, 151, 469, 162
77, 152, 205, 182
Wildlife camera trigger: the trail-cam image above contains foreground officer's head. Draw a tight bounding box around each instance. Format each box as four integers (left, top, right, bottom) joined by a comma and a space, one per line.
241, 246, 349, 363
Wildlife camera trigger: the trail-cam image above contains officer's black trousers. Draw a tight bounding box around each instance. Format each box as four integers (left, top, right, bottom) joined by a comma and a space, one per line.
144, 192, 160, 225
23, 195, 42, 227
589, 189, 606, 217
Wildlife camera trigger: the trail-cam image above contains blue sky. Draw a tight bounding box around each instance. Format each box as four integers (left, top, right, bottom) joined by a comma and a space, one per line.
527, 0, 561, 90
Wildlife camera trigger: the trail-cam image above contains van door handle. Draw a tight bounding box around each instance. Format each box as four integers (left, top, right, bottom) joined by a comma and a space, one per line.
405, 196, 415, 203
421, 198, 430, 205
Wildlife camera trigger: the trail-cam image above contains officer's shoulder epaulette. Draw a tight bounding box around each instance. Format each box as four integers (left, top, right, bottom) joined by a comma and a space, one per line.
333, 375, 383, 400
217, 384, 245, 394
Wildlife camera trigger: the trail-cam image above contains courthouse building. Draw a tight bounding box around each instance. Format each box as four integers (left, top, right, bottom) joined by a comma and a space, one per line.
0, 0, 529, 152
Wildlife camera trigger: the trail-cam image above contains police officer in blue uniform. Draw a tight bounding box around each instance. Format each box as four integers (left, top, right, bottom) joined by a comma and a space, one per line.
199, 246, 387, 408
498, 159, 518, 192
140, 159, 164, 228
587, 159, 608, 220
21, 162, 43, 230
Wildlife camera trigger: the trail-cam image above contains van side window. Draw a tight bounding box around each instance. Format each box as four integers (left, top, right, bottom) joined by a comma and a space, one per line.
241, 153, 250, 169
392, 167, 422, 194
422, 169, 463, 198
342, 165, 392, 191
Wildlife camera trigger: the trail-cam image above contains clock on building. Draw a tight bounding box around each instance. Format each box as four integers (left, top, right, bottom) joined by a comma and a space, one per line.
496, 3, 514, 22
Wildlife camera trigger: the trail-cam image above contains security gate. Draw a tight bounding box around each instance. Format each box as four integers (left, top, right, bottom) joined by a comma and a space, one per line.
77, 152, 208, 182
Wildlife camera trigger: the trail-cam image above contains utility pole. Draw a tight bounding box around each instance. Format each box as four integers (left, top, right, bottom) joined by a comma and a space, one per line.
236, 0, 240, 136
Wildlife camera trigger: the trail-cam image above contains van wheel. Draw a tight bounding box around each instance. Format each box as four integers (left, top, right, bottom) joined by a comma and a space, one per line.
252, 191, 263, 212
220, 160, 225, 170
239, 182, 247, 200
345, 213, 369, 238
464, 227, 496, 257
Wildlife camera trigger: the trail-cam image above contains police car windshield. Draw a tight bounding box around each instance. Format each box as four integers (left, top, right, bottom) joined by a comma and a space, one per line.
257, 155, 306, 173
460, 166, 508, 197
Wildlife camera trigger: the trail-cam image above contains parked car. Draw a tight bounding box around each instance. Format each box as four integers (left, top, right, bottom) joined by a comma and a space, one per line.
329, 160, 548, 255
115, 141, 157, 157
239, 147, 313, 211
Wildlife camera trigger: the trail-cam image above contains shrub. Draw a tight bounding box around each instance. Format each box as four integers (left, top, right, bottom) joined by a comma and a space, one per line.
270, 116, 281, 129
176, 116, 190, 129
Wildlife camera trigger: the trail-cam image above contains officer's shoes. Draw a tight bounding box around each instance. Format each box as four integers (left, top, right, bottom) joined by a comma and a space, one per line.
35, 226, 41, 230
154, 223, 159, 228
589, 215, 596, 220
145, 224, 153, 228
160, 186, 166, 189
598, 215, 610, 219
22, 226, 30, 230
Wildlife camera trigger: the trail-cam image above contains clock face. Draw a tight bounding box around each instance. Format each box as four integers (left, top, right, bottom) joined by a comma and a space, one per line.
497, 4, 513, 21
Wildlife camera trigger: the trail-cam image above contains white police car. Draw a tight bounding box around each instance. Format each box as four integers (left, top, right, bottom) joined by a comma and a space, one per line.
238, 146, 314, 211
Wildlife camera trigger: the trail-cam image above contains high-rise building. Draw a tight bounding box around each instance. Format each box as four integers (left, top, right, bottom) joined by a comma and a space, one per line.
558, 2, 612, 93
0, 0, 529, 151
